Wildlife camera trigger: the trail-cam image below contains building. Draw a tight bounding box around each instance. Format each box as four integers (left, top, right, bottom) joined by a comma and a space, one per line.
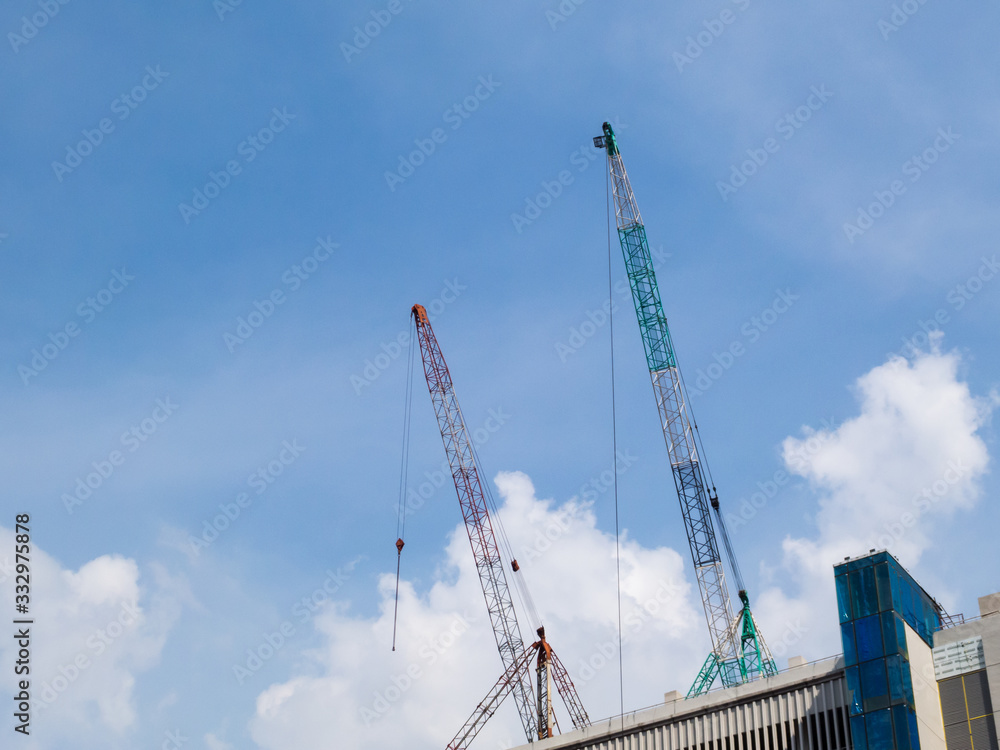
512, 551, 998, 750
835, 551, 999, 750
932, 592, 1000, 750
518, 654, 852, 750
834, 550, 946, 750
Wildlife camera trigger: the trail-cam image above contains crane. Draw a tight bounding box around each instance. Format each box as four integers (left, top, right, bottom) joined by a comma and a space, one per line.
593, 123, 777, 696
410, 303, 590, 747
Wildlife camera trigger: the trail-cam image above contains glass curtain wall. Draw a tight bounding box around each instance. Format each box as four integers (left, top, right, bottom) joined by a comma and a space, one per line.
835, 552, 941, 750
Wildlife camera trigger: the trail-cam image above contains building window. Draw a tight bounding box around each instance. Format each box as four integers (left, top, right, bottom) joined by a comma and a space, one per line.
867, 709, 894, 750
857, 616, 884, 662
838, 575, 853, 624
861, 659, 890, 712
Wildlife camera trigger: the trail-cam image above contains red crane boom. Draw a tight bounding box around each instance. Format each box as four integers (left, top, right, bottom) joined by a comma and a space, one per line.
412, 303, 536, 744
410, 304, 590, 748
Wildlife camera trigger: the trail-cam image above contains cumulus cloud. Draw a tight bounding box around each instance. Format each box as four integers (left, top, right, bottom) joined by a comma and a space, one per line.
205, 731, 234, 750
249, 471, 702, 750
247, 341, 993, 749
0, 529, 179, 747
757, 339, 994, 660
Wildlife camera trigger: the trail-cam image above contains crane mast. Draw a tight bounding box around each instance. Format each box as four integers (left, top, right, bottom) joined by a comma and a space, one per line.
593, 123, 776, 695
411, 303, 537, 742
411, 304, 590, 747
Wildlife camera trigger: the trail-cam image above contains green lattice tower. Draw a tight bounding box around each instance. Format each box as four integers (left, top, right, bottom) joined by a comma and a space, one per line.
595, 123, 777, 697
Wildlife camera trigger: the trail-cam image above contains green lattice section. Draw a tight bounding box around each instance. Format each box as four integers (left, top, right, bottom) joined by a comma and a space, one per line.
618, 223, 677, 372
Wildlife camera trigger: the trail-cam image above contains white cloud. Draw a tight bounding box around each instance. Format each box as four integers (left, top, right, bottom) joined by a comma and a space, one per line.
249, 471, 702, 750
248, 342, 993, 749
757, 340, 993, 660
0, 530, 180, 747
205, 731, 234, 750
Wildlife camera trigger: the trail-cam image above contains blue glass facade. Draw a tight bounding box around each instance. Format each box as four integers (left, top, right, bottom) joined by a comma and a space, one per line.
835, 552, 942, 750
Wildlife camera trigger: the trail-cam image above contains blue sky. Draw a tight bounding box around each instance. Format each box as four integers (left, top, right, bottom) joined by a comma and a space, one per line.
1, 1, 998, 748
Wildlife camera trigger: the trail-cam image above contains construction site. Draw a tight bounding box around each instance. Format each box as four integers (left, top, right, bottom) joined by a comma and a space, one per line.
392, 124, 1000, 750
9, 4, 998, 749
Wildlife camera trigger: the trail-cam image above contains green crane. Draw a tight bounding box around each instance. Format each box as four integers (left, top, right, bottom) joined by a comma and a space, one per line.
594, 122, 777, 696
